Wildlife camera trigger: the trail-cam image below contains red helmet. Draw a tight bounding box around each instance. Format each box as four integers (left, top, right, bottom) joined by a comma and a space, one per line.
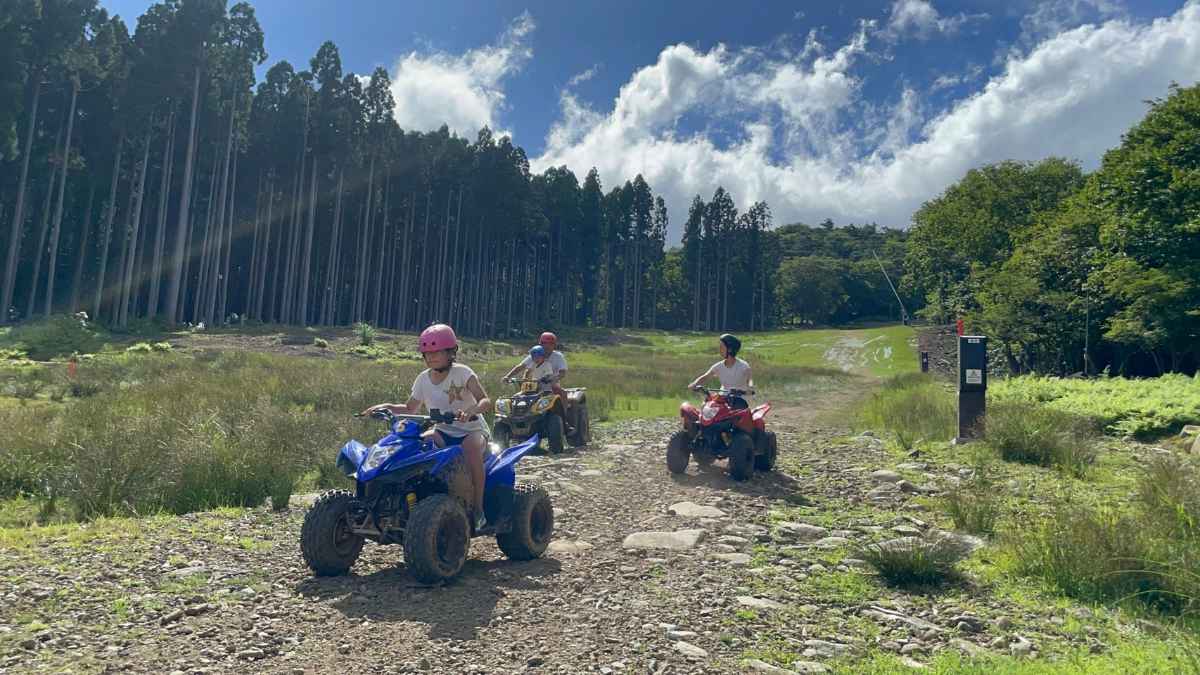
539, 332, 557, 348
419, 324, 458, 353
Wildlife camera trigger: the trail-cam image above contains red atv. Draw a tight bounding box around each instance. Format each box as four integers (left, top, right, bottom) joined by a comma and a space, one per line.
667, 386, 777, 480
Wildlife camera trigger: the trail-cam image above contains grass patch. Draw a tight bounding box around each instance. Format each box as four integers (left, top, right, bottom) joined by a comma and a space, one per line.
858, 373, 955, 449
1008, 455, 1199, 617
805, 569, 877, 602
856, 533, 972, 587
833, 640, 1196, 674
986, 402, 1097, 477
941, 450, 1003, 536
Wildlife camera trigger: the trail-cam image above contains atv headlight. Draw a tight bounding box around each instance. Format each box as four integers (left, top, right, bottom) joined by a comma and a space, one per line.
362, 444, 392, 471
496, 399, 511, 415
533, 397, 554, 414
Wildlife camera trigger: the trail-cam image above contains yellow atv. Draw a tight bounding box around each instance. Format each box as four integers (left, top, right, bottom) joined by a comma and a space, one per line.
493, 374, 589, 454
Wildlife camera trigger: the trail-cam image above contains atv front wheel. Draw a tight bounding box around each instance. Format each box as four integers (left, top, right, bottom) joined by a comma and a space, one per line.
666, 429, 691, 474
544, 414, 565, 454
493, 423, 512, 451
728, 432, 755, 481
300, 490, 365, 576
754, 431, 778, 471
403, 494, 470, 584
496, 483, 554, 560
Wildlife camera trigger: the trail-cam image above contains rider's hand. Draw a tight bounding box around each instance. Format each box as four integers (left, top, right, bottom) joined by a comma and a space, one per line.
455, 409, 473, 422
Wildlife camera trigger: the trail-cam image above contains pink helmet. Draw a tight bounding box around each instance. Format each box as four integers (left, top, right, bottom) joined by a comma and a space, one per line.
539, 332, 558, 348
418, 323, 458, 353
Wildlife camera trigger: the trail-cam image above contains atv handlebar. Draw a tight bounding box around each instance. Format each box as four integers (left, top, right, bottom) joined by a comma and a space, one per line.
504, 374, 558, 384
691, 385, 755, 398
355, 408, 479, 425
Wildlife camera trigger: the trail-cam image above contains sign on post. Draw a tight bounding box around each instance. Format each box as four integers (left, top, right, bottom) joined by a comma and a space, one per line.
957, 335, 987, 441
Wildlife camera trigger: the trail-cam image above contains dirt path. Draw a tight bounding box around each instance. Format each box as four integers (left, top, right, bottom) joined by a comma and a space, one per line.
1, 381, 1109, 674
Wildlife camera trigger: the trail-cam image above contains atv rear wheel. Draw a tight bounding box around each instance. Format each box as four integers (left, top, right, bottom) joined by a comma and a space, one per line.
496, 482, 554, 560
403, 494, 470, 584
544, 414, 565, 454
567, 403, 590, 447
728, 432, 755, 481
754, 431, 778, 471
666, 429, 691, 474
300, 490, 364, 576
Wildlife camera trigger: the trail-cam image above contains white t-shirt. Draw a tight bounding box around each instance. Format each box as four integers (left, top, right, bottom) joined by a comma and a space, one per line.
520, 350, 567, 375
522, 359, 557, 388
706, 358, 752, 391
410, 363, 489, 438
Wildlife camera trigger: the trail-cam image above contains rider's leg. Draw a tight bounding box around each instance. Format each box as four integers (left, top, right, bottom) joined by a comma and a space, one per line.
463, 432, 487, 522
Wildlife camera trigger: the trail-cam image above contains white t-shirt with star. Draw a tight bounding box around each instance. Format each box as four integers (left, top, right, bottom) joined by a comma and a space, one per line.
410, 363, 489, 437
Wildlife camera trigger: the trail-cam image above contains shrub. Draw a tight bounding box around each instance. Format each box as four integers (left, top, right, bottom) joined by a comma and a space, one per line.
151, 342, 172, 352
353, 322, 376, 346
990, 374, 1200, 439
987, 402, 1096, 477
125, 342, 153, 354
9, 375, 45, 400
0, 315, 105, 361
313, 337, 329, 349
857, 532, 975, 586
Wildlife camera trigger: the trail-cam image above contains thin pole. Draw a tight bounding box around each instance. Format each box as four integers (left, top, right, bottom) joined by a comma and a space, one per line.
872, 249, 908, 323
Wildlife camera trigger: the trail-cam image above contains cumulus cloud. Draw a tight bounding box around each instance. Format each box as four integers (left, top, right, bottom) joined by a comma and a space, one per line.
882, 0, 987, 41
387, 12, 534, 137
533, 3, 1200, 241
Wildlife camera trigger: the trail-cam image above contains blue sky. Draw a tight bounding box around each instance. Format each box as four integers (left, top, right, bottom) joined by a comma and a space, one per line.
101, 0, 1199, 240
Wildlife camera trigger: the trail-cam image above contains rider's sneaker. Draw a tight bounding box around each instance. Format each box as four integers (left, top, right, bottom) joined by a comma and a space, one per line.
474, 512, 491, 535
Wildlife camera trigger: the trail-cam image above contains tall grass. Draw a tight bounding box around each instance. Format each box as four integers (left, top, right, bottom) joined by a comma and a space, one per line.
857, 373, 956, 448
941, 448, 1002, 535
1009, 455, 1199, 617
986, 402, 1097, 477
0, 352, 407, 517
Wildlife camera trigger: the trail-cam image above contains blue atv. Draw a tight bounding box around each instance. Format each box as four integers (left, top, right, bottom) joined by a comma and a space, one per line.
300, 409, 554, 584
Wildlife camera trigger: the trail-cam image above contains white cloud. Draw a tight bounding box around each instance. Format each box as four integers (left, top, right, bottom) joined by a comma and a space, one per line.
567, 64, 601, 87
930, 64, 983, 91
386, 12, 534, 137
883, 0, 987, 41
1019, 0, 1126, 44
532, 2, 1200, 241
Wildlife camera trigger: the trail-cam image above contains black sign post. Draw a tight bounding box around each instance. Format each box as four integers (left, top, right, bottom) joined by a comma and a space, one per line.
957, 335, 987, 442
